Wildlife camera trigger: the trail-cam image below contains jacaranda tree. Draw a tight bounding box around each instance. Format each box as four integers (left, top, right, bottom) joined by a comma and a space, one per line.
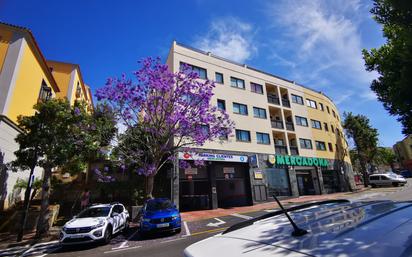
96, 58, 234, 198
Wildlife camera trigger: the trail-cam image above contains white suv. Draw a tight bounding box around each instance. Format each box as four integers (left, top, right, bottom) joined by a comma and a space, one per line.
60, 203, 129, 245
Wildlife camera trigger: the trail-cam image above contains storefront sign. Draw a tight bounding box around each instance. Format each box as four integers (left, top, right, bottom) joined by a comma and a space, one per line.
254, 170, 263, 179
223, 167, 235, 174
184, 168, 198, 175
267, 155, 276, 165
272, 155, 329, 167
249, 154, 259, 168
179, 152, 248, 163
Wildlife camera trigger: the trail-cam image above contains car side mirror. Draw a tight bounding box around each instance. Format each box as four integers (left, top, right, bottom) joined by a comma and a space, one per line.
73, 215, 77, 219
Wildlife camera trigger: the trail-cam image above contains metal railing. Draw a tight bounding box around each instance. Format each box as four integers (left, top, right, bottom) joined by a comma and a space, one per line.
290, 146, 299, 155
271, 120, 284, 129
267, 95, 280, 105
285, 121, 294, 131
282, 98, 291, 108
275, 145, 288, 155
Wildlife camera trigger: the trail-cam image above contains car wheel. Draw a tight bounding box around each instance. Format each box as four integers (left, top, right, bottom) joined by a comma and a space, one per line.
176, 228, 181, 234
104, 226, 112, 244
393, 182, 399, 187
371, 184, 377, 188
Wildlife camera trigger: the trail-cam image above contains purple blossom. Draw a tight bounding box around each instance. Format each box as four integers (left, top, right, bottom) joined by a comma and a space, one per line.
95, 57, 234, 179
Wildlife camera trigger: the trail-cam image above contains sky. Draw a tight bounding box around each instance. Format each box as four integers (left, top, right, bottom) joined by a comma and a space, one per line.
0, 0, 404, 147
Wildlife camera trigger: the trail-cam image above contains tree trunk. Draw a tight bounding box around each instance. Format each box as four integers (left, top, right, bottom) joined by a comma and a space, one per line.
359, 158, 369, 187
35, 166, 52, 238
145, 175, 155, 199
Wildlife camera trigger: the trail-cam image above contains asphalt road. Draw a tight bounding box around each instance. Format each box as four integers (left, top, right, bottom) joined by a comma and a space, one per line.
5, 179, 412, 257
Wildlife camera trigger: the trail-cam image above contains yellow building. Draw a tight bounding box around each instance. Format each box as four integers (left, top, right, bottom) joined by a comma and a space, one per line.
167, 42, 354, 210
0, 22, 93, 210
394, 135, 412, 171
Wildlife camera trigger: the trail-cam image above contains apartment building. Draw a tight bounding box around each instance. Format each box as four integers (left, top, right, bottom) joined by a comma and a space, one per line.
167, 41, 354, 211
0, 22, 93, 210
394, 135, 412, 171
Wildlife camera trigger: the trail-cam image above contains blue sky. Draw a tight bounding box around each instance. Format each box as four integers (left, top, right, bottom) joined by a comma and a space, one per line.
0, 0, 404, 146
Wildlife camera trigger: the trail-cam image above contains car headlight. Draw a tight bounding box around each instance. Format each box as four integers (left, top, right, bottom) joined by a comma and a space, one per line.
62, 226, 67, 232
172, 215, 180, 220
91, 221, 105, 229
142, 218, 151, 223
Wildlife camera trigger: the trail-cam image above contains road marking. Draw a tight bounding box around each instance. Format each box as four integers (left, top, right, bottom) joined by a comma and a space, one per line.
183, 221, 191, 236
112, 228, 140, 249
264, 209, 276, 213
189, 227, 228, 236
206, 218, 226, 227
230, 213, 252, 220
104, 245, 142, 254
160, 237, 186, 244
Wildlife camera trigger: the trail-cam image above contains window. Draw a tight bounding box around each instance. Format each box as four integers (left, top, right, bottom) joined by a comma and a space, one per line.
311, 119, 322, 130
332, 110, 336, 118
253, 107, 267, 119
299, 138, 313, 149
256, 132, 270, 144
315, 141, 326, 151
328, 142, 333, 152
319, 103, 324, 111
38, 80, 52, 102
306, 99, 317, 109
336, 128, 340, 135
331, 125, 335, 133
251, 82, 263, 94
291, 94, 304, 105
324, 122, 329, 131
217, 99, 226, 111
233, 102, 248, 115
179, 62, 207, 79
236, 129, 251, 142
230, 77, 245, 89
326, 106, 330, 114
370, 176, 378, 181
215, 72, 224, 84
295, 116, 308, 127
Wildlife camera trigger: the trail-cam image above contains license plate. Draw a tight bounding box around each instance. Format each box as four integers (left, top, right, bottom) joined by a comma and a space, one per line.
70, 234, 84, 239
157, 223, 169, 228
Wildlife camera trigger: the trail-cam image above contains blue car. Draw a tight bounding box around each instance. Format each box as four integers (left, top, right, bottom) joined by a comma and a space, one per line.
138, 198, 181, 235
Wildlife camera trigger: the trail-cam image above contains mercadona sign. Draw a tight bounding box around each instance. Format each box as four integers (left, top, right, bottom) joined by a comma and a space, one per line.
272, 155, 329, 167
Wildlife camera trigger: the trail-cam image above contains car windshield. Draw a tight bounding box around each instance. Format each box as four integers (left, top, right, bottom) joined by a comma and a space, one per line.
77, 207, 111, 218
146, 200, 173, 211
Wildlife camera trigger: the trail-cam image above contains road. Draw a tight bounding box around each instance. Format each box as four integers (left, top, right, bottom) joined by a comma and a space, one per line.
3, 179, 411, 257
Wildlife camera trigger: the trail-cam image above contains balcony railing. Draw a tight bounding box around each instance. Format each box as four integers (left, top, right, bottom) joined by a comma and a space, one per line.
282, 98, 291, 108
285, 121, 294, 131
275, 145, 288, 155
271, 120, 284, 129
290, 146, 299, 155
267, 95, 280, 105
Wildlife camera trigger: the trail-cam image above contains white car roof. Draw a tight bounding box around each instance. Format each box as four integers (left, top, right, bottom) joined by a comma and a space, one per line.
184, 201, 412, 257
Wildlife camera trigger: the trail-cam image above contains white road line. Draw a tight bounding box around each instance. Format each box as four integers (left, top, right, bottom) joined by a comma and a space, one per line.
104, 245, 142, 254
160, 237, 186, 244
230, 213, 253, 220
112, 228, 140, 249
183, 221, 191, 236
264, 209, 276, 213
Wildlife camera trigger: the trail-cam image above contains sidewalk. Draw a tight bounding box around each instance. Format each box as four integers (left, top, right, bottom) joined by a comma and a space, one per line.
0, 226, 60, 250
181, 187, 370, 222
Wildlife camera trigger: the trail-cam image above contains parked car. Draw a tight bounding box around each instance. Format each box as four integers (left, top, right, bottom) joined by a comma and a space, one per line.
184, 200, 412, 257
369, 173, 407, 187
60, 203, 129, 245
138, 198, 181, 235
400, 170, 412, 178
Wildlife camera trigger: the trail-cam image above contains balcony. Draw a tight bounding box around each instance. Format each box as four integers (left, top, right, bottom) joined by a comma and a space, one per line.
267, 95, 280, 105
275, 145, 288, 155
282, 98, 291, 108
290, 146, 299, 155
271, 120, 284, 130
285, 122, 294, 131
